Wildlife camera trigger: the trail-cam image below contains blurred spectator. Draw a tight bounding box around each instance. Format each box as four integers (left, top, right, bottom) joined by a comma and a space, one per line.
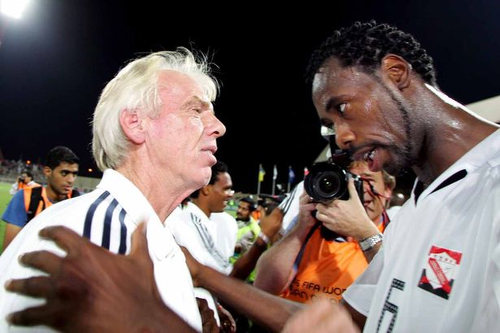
9, 170, 38, 195
2, 146, 80, 251
234, 196, 260, 255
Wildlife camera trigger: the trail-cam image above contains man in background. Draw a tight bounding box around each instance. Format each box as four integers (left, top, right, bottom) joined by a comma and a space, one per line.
9, 170, 38, 195
234, 196, 260, 255
2, 146, 79, 250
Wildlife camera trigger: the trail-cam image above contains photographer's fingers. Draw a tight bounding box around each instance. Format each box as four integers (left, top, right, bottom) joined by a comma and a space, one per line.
299, 192, 316, 210
347, 176, 363, 205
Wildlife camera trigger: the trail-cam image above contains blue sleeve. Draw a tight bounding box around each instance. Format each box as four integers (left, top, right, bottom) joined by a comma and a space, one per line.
2, 190, 28, 227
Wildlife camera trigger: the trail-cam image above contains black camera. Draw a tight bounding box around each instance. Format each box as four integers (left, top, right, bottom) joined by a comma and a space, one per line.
303, 130, 364, 240
304, 161, 363, 204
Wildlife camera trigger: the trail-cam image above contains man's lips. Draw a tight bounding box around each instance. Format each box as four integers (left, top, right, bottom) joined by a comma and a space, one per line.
352, 146, 375, 162
202, 144, 217, 154
352, 146, 381, 171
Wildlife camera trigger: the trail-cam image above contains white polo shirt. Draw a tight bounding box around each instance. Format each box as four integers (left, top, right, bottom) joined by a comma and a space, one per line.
211, 211, 238, 262
166, 202, 234, 275
166, 203, 237, 326
0, 169, 202, 332
343, 129, 500, 332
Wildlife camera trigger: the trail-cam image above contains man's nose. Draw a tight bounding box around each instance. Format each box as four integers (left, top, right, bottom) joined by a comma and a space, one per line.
67, 174, 76, 184
335, 122, 355, 150
206, 113, 226, 138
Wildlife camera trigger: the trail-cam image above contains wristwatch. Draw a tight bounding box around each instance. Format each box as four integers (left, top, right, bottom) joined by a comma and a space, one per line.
359, 233, 383, 252
258, 231, 270, 245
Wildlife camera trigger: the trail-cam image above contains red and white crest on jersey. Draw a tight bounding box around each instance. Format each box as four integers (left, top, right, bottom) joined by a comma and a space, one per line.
418, 245, 462, 299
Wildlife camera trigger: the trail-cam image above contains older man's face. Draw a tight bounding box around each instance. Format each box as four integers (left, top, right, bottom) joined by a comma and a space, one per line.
145, 70, 226, 190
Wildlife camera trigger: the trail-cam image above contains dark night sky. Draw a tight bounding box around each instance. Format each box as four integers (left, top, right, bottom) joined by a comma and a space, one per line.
0, 0, 499, 194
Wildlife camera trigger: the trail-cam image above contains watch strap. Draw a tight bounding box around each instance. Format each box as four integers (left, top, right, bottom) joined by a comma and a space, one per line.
359, 233, 383, 251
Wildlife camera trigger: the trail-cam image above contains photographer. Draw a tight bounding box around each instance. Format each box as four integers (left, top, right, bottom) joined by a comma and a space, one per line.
9, 170, 37, 195
254, 160, 395, 303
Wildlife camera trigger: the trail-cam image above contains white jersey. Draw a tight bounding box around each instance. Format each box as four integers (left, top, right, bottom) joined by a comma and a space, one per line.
279, 181, 304, 234
211, 211, 238, 261
166, 203, 238, 326
343, 129, 500, 332
0, 169, 202, 332
166, 202, 234, 274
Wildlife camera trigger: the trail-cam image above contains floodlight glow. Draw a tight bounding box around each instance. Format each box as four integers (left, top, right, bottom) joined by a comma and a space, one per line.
1, 0, 30, 19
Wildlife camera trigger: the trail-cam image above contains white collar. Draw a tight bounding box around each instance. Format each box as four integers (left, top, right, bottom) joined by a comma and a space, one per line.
97, 169, 161, 227
414, 129, 500, 200
186, 201, 211, 221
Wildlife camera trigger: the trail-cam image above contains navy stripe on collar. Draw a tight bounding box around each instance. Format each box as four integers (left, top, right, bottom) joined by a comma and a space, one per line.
414, 169, 467, 204
83, 191, 110, 239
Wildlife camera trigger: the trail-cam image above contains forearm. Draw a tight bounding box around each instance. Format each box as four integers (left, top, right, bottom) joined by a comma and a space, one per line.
253, 222, 313, 294
360, 241, 382, 262
140, 302, 198, 333
198, 265, 303, 332
341, 299, 366, 331
230, 237, 267, 280
2, 224, 22, 252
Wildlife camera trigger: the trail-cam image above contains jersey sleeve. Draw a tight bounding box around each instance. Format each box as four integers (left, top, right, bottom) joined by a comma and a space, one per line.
342, 245, 385, 316
279, 181, 304, 234
1, 190, 28, 227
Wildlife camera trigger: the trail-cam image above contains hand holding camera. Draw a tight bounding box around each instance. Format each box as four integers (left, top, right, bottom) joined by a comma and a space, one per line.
314, 177, 379, 242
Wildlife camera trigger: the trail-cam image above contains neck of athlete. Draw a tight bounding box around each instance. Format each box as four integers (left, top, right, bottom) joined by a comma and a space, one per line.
45, 185, 67, 203
408, 84, 499, 186
191, 198, 212, 219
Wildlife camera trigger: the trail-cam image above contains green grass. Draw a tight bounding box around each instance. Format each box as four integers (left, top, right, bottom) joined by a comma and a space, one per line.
0, 182, 14, 253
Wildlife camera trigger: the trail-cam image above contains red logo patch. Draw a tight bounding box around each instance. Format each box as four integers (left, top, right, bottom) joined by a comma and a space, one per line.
418, 245, 462, 299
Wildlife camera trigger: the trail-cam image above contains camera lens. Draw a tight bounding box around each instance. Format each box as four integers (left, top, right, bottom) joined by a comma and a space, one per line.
304, 162, 348, 203
318, 172, 341, 196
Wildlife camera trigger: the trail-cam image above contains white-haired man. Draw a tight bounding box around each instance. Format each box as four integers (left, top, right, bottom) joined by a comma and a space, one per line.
0, 48, 225, 332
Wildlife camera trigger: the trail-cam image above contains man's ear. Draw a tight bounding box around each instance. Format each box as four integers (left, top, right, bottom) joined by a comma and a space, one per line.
383, 187, 393, 208
43, 166, 52, 178
200, 185, 211, 197
119, 109, 146, 144
381, 54, 412, 90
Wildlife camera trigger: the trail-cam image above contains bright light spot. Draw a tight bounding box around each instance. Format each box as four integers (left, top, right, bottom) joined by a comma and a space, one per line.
26, 160, 31, 165
1, 0, 30, 19
88, 168, 93, 173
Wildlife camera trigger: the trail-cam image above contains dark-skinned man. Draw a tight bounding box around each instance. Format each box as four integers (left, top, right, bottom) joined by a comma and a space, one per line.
5, 21, 500, 332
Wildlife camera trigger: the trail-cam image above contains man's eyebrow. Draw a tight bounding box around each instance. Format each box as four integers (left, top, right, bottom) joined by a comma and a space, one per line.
182, 96, 211, 109
324, 96, 343, 112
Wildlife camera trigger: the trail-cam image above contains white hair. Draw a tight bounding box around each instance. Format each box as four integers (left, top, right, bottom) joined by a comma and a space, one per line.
92, 47, 219, 171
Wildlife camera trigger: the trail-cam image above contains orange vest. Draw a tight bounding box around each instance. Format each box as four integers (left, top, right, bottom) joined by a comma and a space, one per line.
280, 223, 385, 303
23, 186, 74, 221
